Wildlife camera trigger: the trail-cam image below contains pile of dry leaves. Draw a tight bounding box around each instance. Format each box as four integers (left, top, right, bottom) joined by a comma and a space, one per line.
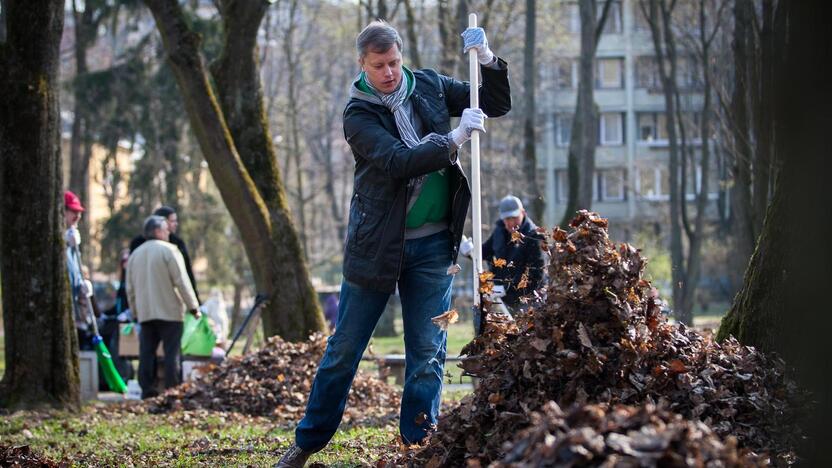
408, 211, 803, 466
1, 444, 62, 467
491, 402, 759, 467
147, 333, 400, 426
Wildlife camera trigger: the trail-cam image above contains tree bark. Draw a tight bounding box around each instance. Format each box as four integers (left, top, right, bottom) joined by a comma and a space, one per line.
0, 0, 7, 43
728, 0, 756, 293
280, 0, 308, 258
144, 0, 325, 341
0, 0, 80, 410
522, 0, 544, 222
437, 0, 457, 76
69, 0, 95, 251
560, 0, 612, 226
751, 0, 774, 233
402, 0, 421, 69
718, 3, 832, 461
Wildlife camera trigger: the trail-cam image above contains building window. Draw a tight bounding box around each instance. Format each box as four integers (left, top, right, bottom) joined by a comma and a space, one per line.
555, 59, 576, 89
637, 166, 670, 200
637, 112, 669, 143
638, 168, 658, 198
597, 58, 623, 89
600, 112, 624, 146
598, 169, 626, 201
556, 114, 573, 146
601, 1, 623, 34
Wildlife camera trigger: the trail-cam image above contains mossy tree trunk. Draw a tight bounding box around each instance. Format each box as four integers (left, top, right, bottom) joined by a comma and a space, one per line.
144, 0, 325, 341
0, 0, 81, 410
717, 1, 832, 462
210, 0, 324, 339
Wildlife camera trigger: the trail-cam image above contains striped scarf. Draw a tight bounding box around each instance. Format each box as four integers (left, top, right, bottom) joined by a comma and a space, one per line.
361, 68, 419, 148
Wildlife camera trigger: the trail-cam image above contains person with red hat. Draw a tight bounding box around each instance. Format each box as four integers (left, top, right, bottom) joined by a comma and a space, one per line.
64, 190, 94, 349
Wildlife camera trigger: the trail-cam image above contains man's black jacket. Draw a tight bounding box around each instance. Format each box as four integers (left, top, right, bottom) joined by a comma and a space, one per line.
483, 216, 545, 307
342, 59, 511, 293
129, 233, 200, 303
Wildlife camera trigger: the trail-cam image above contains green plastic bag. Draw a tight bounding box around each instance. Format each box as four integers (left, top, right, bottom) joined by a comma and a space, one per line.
181, 313, 217, 356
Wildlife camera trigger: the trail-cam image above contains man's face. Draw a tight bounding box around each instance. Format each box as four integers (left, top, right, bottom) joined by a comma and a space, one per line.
503, 212, 525, 232
155, 221, 170, 242
64, 209, 82, 228
360, 46, 403, 95
166, 213, 179, 234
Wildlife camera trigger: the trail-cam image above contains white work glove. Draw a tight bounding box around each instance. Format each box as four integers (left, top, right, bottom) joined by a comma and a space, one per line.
65, 226, 81, 248
461, 27, 495, 65
459, 235, 474, 258
449, 108, 487, 147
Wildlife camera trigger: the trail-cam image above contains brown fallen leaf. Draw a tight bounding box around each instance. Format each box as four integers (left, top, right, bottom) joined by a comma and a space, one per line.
431, 309, 459, 330
510, 231, 524, 244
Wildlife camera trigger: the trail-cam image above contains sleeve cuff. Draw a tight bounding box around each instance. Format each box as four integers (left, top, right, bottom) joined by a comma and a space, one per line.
481, 56, 500, 70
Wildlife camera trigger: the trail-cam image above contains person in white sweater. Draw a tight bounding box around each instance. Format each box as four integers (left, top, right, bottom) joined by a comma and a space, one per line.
126, 215, 199, 399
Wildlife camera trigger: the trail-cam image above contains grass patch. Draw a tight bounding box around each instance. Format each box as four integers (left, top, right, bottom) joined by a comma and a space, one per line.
0, 405, 398, 466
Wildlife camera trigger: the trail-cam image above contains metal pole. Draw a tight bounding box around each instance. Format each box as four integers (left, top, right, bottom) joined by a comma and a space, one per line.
468, 13, 484, 310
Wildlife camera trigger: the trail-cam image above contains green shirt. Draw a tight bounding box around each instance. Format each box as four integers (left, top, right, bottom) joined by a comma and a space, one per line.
406, 168, 451, 228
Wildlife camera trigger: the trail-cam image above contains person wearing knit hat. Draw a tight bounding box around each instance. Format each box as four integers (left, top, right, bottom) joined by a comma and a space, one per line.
461, 194, 546, 321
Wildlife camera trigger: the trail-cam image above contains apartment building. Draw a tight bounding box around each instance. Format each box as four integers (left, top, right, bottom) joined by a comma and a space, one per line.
540, 0, 721, 237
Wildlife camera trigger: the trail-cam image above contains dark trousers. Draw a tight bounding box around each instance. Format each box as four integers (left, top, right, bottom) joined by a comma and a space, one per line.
138, 319, 183, 399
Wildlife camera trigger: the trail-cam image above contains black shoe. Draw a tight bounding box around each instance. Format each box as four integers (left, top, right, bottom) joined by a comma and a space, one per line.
274, 443, 314, 468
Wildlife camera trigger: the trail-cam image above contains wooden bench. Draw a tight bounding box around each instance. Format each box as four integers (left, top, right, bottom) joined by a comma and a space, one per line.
362, 354, 464, 385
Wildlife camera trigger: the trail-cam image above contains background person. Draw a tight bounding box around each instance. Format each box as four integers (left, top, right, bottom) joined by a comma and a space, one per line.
131, 205, 201, 304
126, 215, 200, 399
64, 190, 94, 350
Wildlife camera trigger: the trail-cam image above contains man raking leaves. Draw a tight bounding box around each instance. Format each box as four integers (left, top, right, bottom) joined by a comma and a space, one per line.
276, 19, 511, 467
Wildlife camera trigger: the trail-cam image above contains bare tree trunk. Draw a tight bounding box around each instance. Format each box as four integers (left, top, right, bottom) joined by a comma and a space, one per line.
522, 0, 544, 222
0, 0, 80, 410
144, 0, 325, 341
642, 0, 687, 323
751, 0, 774, 233
0, 0, 6, 42
729, 0, 756, 293
403, 0, 421, 69
69, 0, 93, 249
437, 0, 457, 76
679, 0, 721, 324
281, 0, 308, 258
561, 0, 612, 226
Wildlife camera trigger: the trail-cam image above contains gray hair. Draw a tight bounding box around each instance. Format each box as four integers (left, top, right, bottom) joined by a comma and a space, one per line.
356, 20, 402, 58
143, 215, 167, 239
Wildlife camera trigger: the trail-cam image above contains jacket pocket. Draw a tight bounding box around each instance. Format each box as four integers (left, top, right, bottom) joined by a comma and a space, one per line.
347, 193, 386, 260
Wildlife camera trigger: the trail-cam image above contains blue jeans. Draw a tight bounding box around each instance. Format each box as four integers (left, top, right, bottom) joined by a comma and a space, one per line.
296, 230, 454, 450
